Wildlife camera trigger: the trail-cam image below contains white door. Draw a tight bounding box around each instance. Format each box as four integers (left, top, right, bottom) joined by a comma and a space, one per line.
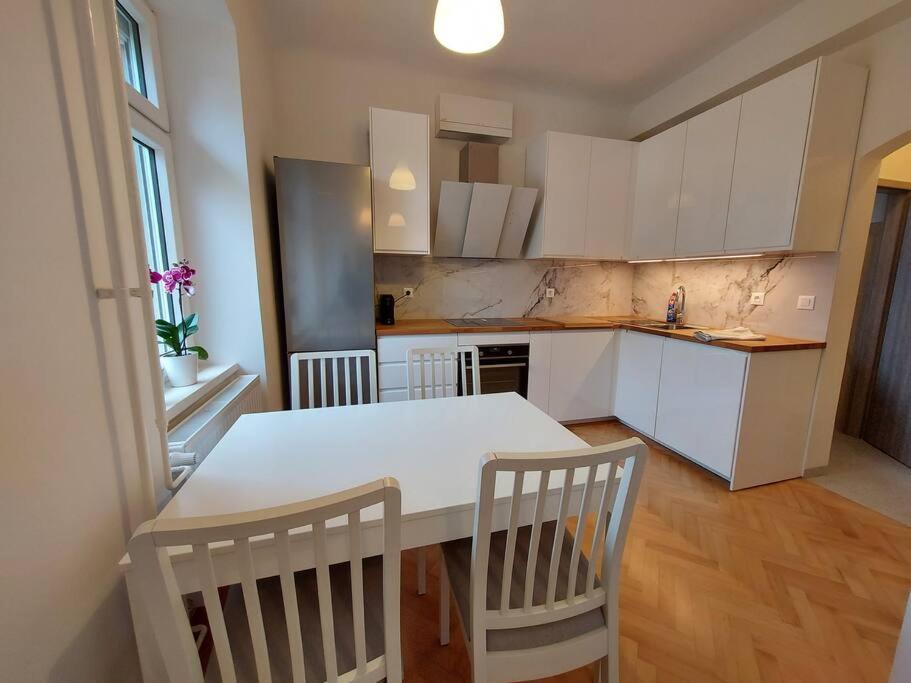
675, 97, 741, 256
542, 132, 591, 257
548, 330, 616, 421
724, 61, 816, 252
629, 122, 686, 260
654, 339, 747, 478
585, 138, 636, 259
614, 331, 663, 436
370, 107, 430, 254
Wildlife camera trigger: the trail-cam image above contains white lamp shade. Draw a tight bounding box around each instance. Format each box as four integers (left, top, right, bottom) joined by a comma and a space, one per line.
434, 0, 504, 54
389, 163, 417, 191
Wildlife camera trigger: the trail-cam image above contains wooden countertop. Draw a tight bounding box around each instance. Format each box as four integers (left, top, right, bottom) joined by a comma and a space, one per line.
377, 316, 826, 353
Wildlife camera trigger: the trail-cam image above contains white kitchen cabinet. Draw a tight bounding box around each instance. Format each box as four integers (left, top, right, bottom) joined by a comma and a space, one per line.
547, 330, 616, 422
724, 58, 867, 253
524, 131, 591, 258
675, 97, 741, 256
585, 138, 637, 260
614, 330, 663, 436
628, 122, 687, 260
369, 107, 430, 254
654, 339, 747, 478
527, 331, 552, 414
525, 132, 634, 260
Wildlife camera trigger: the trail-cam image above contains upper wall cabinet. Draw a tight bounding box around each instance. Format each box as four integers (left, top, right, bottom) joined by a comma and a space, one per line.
675, 97, 741, 256
369, 107, 431, 254
628, 122, 687, 260
524, 131, 635, 259
724, 58, 868, 253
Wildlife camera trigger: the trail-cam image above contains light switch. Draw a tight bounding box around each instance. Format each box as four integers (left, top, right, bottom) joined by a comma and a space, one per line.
545, 288, 555, 299
797, 295, 816, 310
750, 292, 765, 306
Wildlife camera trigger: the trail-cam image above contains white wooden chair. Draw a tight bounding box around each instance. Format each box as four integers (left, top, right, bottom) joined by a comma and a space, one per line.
128, 478, 403, 683
290, 350, 378, 409
406, 346, 480, 400
438, 439, 648, 683
405, 345, 480, 595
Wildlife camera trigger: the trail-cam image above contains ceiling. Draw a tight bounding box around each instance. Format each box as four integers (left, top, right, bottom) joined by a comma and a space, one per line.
263, 0, 802, 102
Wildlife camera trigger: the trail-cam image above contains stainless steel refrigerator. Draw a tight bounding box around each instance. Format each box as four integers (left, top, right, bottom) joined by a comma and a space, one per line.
274, 158, 375, 360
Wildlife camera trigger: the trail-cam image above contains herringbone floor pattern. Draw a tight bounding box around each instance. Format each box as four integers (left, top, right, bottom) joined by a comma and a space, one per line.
399, 421, 911, 682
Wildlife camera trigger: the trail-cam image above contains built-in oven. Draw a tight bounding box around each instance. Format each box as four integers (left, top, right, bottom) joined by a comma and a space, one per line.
462, 344, 530, 398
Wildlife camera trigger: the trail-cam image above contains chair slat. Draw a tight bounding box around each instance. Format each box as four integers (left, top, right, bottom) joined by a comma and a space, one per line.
236, 537, 272, 683
344, 358, 352, 406
348, 511, 367, 675
320, 358, 327, 408
419, 353, 426, 399
332, 359, 340, 407
523, 470, 550, 610
367, 356, 378, 403
586, 462, 618, 595
545, 468, 575, 607
430, 352, 437, 398
356, 358, 363, 404
500, 471, 525, 612
460, 351, 468, 396
566, 465, 598, 603
192, 543, 237, 683
307, 360, 315, 410
314, 521, 338, 682
276, 530, 307, 683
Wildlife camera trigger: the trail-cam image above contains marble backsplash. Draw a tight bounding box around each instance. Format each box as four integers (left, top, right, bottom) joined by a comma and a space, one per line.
374, 253, 838, 341
631, 253, 838, 341
374, 256, 634, 318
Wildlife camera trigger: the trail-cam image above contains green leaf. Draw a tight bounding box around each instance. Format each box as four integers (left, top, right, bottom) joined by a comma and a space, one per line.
187, 345, 209, 360
182, 312, 198, 330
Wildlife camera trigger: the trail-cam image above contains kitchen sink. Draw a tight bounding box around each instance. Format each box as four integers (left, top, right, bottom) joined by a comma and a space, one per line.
632, 322, 699, 331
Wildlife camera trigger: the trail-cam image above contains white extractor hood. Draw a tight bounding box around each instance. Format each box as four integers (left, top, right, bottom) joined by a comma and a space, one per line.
433, 141, 537, 259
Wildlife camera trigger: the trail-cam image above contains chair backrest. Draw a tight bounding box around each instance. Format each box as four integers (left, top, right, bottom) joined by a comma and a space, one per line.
406, 345, 480, 399
128, 479, 402, 683
467, 439, 647, 646
290, 350, 378, 409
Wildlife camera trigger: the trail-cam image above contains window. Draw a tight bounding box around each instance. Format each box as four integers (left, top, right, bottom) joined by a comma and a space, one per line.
116, 0, 183, 330
116, 2, 147, 97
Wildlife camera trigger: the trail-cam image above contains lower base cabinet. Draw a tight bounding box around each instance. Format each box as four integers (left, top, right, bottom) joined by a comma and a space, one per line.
614, 330, 663, 436
654, 339, 747, 478
547, 330, 616, 422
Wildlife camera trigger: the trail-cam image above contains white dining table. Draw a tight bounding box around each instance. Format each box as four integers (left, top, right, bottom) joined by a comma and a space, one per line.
121, 392, 599, 681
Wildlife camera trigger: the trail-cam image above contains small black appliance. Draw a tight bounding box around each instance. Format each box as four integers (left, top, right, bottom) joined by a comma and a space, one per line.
377, 294, 396, 325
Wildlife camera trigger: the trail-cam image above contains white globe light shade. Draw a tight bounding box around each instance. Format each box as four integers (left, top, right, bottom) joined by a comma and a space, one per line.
434, 0, 504, 55
388, 163, 417, 191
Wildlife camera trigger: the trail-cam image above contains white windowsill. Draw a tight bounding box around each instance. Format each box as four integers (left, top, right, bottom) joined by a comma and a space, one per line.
164, 362, 240, 422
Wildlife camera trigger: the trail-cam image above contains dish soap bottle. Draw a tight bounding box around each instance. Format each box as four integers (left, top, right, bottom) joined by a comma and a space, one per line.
666, 292, 677, 323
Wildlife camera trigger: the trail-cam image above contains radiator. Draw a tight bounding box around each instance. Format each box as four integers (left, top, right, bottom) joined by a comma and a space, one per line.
167, 374, 262, 486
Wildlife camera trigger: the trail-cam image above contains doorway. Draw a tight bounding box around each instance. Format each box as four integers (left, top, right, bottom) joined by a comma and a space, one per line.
837, 185, 911, 466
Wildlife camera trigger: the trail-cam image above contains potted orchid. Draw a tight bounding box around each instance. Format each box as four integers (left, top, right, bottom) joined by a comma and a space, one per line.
149, 259, 208, 387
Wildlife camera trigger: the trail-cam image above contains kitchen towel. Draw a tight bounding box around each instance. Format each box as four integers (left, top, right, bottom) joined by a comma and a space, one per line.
693, 326, 767, 342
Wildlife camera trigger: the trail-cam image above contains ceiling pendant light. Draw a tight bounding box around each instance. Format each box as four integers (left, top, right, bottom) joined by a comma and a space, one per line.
434, 0, 504, 55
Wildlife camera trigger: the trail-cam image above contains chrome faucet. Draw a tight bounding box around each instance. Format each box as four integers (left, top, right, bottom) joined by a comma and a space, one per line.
673, 285, 686, 324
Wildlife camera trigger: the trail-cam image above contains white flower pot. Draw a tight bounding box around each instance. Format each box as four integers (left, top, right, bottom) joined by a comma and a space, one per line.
162, 353, 198, 388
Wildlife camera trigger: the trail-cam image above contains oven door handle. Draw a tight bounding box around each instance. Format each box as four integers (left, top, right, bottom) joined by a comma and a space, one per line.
476, 362, 528, 369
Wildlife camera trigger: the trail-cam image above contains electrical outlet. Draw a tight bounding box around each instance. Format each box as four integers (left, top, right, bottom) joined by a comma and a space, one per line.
545, 287, 555, 299
797, 295, 816, 310
750, 292, 766, 306
403, 287, 414, 298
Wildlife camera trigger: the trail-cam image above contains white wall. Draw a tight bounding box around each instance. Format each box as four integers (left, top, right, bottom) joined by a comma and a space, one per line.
0, 1, 143, 679
879, 142, 911, 186
153, 0, 275, 407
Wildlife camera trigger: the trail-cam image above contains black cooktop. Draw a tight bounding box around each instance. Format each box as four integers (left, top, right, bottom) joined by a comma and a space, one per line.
444, 318, 525, 327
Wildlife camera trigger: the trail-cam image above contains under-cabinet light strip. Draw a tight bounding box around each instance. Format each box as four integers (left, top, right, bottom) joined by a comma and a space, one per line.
628, 253, 766, 264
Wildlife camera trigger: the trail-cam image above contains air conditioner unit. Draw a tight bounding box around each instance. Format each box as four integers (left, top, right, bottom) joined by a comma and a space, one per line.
436, 94, 513, 143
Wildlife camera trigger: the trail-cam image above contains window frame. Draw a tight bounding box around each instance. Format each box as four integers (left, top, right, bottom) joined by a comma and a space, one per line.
130, 110, 187, 325
118, 0, 169, 131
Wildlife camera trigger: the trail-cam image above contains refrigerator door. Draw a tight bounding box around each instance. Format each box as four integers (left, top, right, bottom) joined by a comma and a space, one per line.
275, 158, 375, 352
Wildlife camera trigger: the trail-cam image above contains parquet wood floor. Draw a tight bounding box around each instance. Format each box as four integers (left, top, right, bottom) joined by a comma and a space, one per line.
398, 420, 911, 682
